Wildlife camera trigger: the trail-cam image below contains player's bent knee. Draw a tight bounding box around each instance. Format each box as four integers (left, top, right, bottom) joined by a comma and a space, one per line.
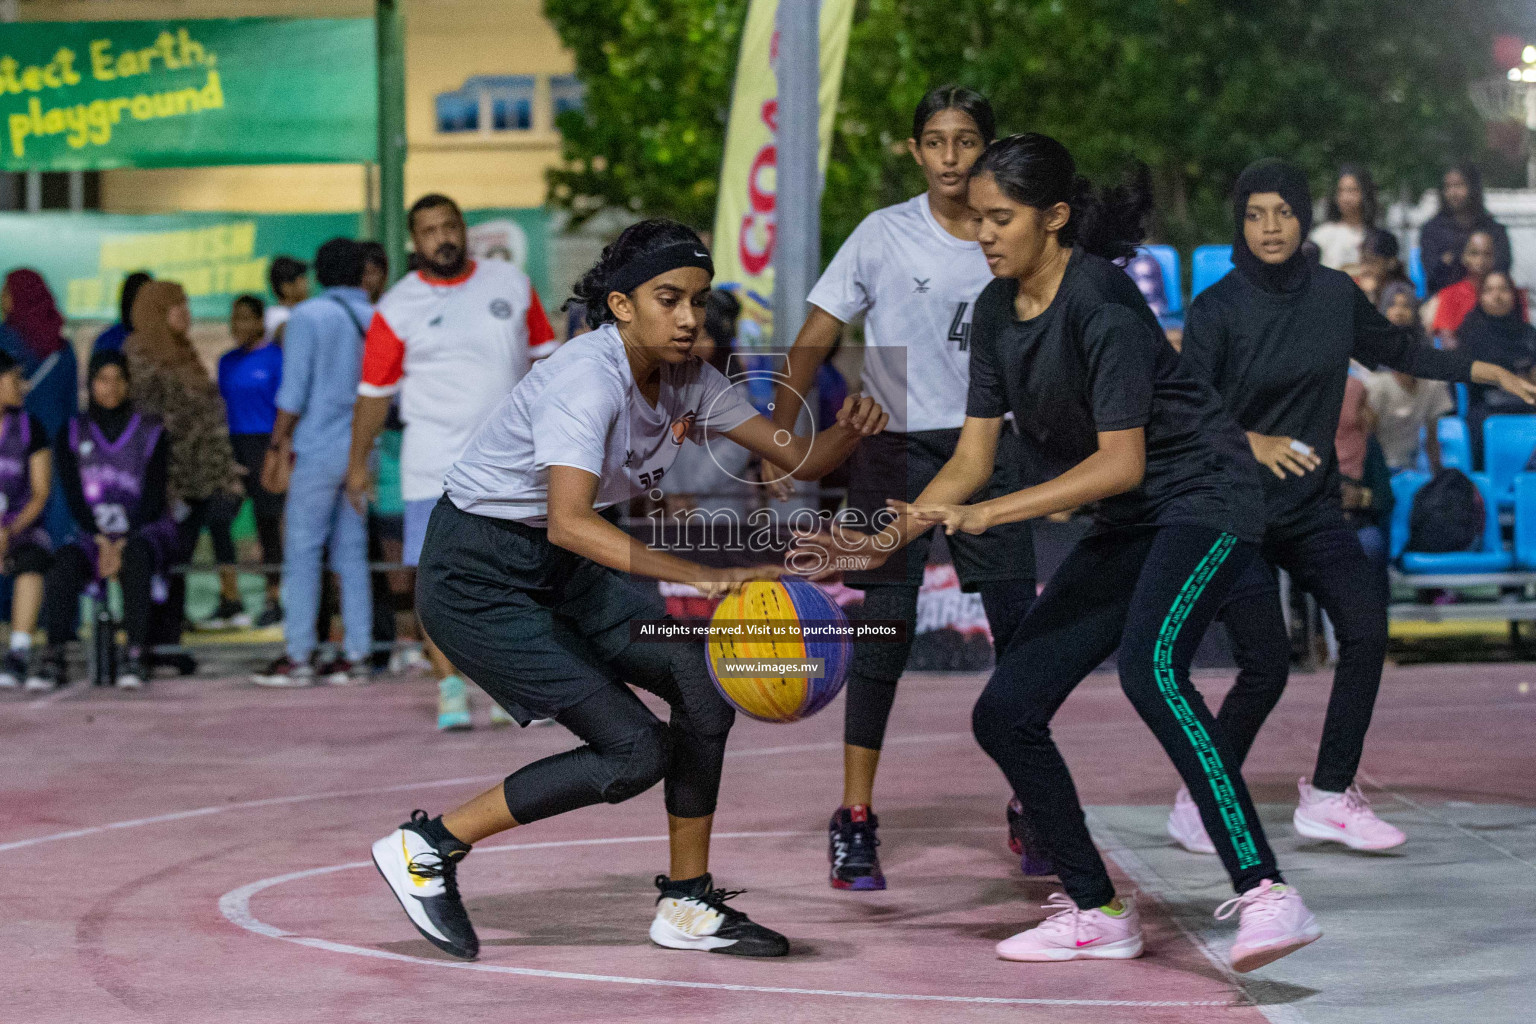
599, 719, 671, 804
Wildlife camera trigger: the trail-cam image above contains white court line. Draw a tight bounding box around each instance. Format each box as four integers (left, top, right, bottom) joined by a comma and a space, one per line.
1359, 772, 1536, 876
218, 830, 1244, 1010
0, 733, 969, 855
1087, 810, 1308, 1024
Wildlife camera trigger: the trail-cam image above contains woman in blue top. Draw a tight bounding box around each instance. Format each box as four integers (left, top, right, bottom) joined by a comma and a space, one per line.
213, 294, 284, 627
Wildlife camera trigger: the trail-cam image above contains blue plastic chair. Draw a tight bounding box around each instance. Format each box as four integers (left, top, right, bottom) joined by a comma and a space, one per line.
1454, 382, 1469, 418
1482, 415, 1536, 508
1437, 417, 1471, 472
1389, 470, 1429, 560
1131, 244, 1183, 315
1408, 247, 1427, 300
1190, 245, 1234, 300
1513, 473, 1536, 569
1397, 471, 1512, 573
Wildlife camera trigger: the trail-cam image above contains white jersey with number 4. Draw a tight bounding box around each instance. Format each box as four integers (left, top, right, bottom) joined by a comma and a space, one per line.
806, 193, 994, 433
360, 259, 557, 502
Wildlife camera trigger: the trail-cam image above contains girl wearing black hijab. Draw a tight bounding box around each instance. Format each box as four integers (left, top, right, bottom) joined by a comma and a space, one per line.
40, 350, 173, 689
1176, 159, 1536, 856
1456, 269, 1536, 467
801, 134, 1317, 973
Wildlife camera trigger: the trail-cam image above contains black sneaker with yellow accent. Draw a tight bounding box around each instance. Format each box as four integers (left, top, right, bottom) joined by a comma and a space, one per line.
371, 809, 477, 960
649, 873, 789, 957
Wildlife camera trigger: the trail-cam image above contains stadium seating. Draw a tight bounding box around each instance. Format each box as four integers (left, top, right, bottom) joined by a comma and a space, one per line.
1438, 416, 1472, 471
1408, 247, 1427, 299
1191, 244, 1234, 299
1513, 472, 1536, 569
1481, 414, 1536, 508
1391, 470, 1512, 573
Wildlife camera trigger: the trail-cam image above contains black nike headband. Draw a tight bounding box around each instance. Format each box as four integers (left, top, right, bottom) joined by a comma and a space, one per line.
606, 242, 715, 297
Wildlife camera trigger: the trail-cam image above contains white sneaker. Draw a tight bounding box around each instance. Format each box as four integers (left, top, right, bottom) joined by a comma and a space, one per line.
1216, 880, 1322, 972
1167, 786, 1216, 854
23, 672, 56, 692
1293, 778, 1406, 850
995, 893, 1144, 962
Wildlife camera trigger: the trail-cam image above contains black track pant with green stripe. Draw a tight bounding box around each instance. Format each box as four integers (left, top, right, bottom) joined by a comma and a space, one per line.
973, 525, 1282, 909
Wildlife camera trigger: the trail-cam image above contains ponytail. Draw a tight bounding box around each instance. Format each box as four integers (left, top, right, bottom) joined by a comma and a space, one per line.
972, 133, 1153, 263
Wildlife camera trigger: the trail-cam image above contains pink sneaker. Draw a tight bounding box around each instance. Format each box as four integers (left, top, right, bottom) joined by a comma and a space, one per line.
1216, 880, 1322, 973
995, 893, 1144, 962
1292, 778, 1406, 850
1166, 786, 1216, 854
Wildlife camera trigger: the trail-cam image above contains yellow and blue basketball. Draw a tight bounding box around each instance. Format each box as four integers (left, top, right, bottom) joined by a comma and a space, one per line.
706, 578, 851, 723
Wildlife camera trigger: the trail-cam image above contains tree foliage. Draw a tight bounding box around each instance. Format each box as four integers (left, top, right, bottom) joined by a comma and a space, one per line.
544, 0, 1498, 253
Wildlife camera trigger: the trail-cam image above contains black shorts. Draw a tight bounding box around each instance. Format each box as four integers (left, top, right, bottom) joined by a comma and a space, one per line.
415, 496, 671, 724
843, 427, 1036, 590
6, 540, 51, 577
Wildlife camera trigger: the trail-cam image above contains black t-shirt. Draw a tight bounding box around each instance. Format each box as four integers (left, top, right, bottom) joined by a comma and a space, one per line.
967, 247, 1265, 541
1181, 264, 1473, 540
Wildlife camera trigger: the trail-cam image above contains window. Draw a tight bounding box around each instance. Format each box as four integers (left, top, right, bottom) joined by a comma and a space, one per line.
435, 90, 479, 133
435, 75, 536, 134
551, 74, 585, 119
434, 75, 584, 136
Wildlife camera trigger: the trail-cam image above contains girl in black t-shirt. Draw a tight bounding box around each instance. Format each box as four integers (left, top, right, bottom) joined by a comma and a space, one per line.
799, 133, 1317, 973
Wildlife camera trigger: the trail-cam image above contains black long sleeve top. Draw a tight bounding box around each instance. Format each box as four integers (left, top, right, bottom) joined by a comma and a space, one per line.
1182, 264, 1474, 540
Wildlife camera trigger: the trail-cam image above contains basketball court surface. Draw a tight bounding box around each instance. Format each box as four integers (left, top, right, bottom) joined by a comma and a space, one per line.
4, 661, 1532, 1023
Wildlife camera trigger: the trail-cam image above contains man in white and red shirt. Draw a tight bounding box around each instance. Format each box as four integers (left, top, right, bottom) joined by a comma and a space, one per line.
347, 193, 556, 730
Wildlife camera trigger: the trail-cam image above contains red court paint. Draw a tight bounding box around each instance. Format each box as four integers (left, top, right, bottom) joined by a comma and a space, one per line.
3, 663, 1529, 1023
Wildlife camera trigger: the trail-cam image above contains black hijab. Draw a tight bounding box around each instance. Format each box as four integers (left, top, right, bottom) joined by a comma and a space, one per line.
87, 349, 134, 441
1458, 279, 1536, 376
1232, 158, 1315, 295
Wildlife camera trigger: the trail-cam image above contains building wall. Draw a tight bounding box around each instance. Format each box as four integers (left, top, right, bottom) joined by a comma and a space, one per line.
18, 0, 573, 213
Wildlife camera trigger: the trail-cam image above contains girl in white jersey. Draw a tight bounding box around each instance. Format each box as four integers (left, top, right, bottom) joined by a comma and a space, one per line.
370, 220, 886, 962
763, 87, 1044, 889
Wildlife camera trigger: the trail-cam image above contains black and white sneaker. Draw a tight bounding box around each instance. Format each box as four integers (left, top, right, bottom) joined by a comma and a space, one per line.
23, 648, 65, 693
829, 805, 886, 890
371, 810, 478, 960
0, 649, 26, 689
649, 873, 789, 957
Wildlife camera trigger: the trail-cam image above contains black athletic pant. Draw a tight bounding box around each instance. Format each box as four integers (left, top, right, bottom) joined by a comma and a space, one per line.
844, 581, 1036, 750
1216, 521, 1390, 792
45, 541, 154, 650
230, 433, 284, 586
416, 499, 733, 827
501, 638, 733, 825
971, 526, 1282, 909
152, 495, 243, 650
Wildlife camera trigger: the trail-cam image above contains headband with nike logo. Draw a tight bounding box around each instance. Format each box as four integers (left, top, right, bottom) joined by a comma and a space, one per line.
606, 241, 715, 297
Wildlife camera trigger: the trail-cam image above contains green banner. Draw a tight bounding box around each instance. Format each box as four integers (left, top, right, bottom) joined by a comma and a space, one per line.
0, 208, 550, 321
0, 18, 376, 171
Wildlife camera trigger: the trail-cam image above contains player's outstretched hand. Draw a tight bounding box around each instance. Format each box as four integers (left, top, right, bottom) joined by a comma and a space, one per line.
787, 519, 891, 580
1494, 366, 1536, 406
892, 498, 991, 536
691, 563, 784, 600
835, 394, 888, 436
